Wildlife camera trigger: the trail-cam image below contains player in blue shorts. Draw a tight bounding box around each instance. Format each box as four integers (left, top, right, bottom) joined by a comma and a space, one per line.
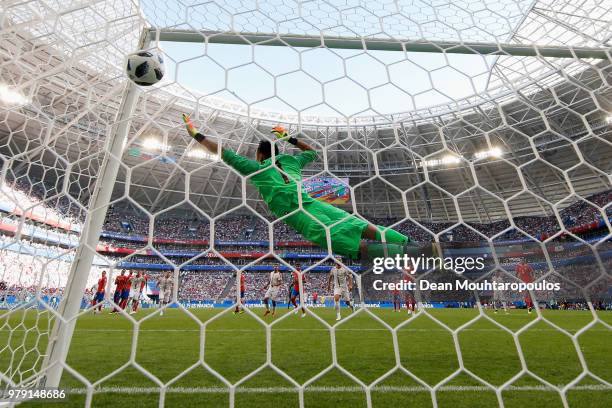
286, 281, 293, 309
119, 272, 132, 310
91, 271, 107, 314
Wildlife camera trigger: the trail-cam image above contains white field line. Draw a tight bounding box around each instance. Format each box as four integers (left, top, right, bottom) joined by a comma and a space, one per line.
16, 328, 605, 332
66, 384, 610, 394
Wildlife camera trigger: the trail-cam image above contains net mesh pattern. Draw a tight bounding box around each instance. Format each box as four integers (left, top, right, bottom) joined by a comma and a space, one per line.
0, 0, 610, 407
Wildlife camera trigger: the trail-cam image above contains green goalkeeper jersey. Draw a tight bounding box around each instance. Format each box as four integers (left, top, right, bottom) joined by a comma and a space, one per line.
220, 147, 404, 260
221, 149, 318, 217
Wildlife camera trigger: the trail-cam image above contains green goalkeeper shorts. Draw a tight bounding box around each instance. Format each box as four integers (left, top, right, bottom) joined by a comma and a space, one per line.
284, 199, 368, 260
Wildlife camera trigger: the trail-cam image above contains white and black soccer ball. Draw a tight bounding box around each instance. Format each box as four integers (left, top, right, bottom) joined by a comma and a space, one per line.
125, 51, 164, 86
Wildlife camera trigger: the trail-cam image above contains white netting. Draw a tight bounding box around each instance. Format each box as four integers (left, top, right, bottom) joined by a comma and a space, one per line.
0, 0, 610, 407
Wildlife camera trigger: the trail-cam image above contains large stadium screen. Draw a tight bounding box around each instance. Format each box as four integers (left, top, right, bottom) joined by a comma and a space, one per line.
303, 177, 350, 204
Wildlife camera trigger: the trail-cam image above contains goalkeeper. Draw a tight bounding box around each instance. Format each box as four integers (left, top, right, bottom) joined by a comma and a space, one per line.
182, 115, 436, 262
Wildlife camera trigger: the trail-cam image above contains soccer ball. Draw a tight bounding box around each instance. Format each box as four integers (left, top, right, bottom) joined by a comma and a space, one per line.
125, 51, 164, 86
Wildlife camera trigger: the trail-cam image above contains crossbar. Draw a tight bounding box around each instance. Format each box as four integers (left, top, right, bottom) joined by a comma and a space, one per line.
150, 29, 610, 59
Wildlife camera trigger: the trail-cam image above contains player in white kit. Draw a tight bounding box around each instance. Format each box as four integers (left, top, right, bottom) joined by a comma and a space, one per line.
492, 271, 509, 314
157, 271, 173, 316
128, 271, 146, 314
263, 265, 283, 317
328, 260, 354, 321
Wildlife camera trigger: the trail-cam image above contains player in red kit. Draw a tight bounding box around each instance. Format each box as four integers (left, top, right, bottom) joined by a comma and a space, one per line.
233, 272, 246, 314
110, 270, 126, 314
402, 265, 416, 314
516, 259, 534, 313
392, 286, 400, 312
119, 272, 132, 310
402, 266, 417, 314
140, 273, 148, 301
91, 271, 107, 314
290, 265, 306, 317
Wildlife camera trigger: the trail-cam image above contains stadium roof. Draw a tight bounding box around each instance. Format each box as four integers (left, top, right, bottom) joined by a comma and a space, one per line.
0, 1, 610, 220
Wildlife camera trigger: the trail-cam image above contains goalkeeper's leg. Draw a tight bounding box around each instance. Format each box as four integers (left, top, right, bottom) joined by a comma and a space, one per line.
285, 200, 438, 261
359, 223, 440, 261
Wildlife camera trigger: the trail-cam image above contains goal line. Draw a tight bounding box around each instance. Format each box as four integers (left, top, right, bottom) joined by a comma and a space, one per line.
67, 384, 610, 394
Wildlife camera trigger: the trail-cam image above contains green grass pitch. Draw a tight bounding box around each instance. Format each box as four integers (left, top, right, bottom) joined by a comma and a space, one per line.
1, 307, 610, 407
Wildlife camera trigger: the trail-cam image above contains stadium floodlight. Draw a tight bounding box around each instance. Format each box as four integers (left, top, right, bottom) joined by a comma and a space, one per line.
187, 149, 218, 161
0, 83, 29, 106
142, 137, 169, 152
420, 155, 462, 168
475, 147, 503, 159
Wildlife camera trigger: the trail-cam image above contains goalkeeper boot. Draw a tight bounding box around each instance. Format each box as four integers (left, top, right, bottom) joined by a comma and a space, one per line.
403, 241, 442, 259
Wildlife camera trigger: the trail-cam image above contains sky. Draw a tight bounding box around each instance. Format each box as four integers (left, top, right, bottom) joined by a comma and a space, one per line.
138, 0, 532, 118
157, 41, 496, 117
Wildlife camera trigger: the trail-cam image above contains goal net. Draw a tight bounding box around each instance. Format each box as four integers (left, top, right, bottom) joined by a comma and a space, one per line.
0, 0, 610, 406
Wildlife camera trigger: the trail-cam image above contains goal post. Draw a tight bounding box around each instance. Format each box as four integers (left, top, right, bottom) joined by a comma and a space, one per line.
39, 29, 151, 390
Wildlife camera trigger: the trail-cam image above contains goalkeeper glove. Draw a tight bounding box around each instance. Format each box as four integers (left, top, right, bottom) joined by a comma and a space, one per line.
182, 114, 205, 142
271, 125, 297, 146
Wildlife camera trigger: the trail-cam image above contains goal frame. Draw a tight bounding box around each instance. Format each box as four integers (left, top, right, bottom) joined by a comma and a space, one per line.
38, 24, 610, 390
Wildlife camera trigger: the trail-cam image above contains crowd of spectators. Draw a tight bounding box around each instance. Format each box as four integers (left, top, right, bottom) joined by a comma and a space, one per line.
99, 190, 609, 244
225, 271, 332, 302
3, 179, 610, 247
0, 249, 102, 300
0, 178, 609, 305
6, 179, 83, 225
178, 271, 231, 301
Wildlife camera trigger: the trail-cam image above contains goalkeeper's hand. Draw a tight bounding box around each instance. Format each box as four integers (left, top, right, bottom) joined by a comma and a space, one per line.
271, 125, 298, 145
182, 113, 199, 138
182, 114, 205, 143
270, 125, 288, 140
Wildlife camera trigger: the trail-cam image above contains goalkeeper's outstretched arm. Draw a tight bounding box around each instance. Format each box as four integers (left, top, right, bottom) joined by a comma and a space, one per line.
293, 138, 314, 152
182, 114, 261, 176
182, 114, 221, 155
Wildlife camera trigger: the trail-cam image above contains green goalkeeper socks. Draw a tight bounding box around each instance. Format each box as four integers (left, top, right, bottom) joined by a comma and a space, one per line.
362, 225, 415, 260
364, 242, 405, 259
374, 225, 411, 245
